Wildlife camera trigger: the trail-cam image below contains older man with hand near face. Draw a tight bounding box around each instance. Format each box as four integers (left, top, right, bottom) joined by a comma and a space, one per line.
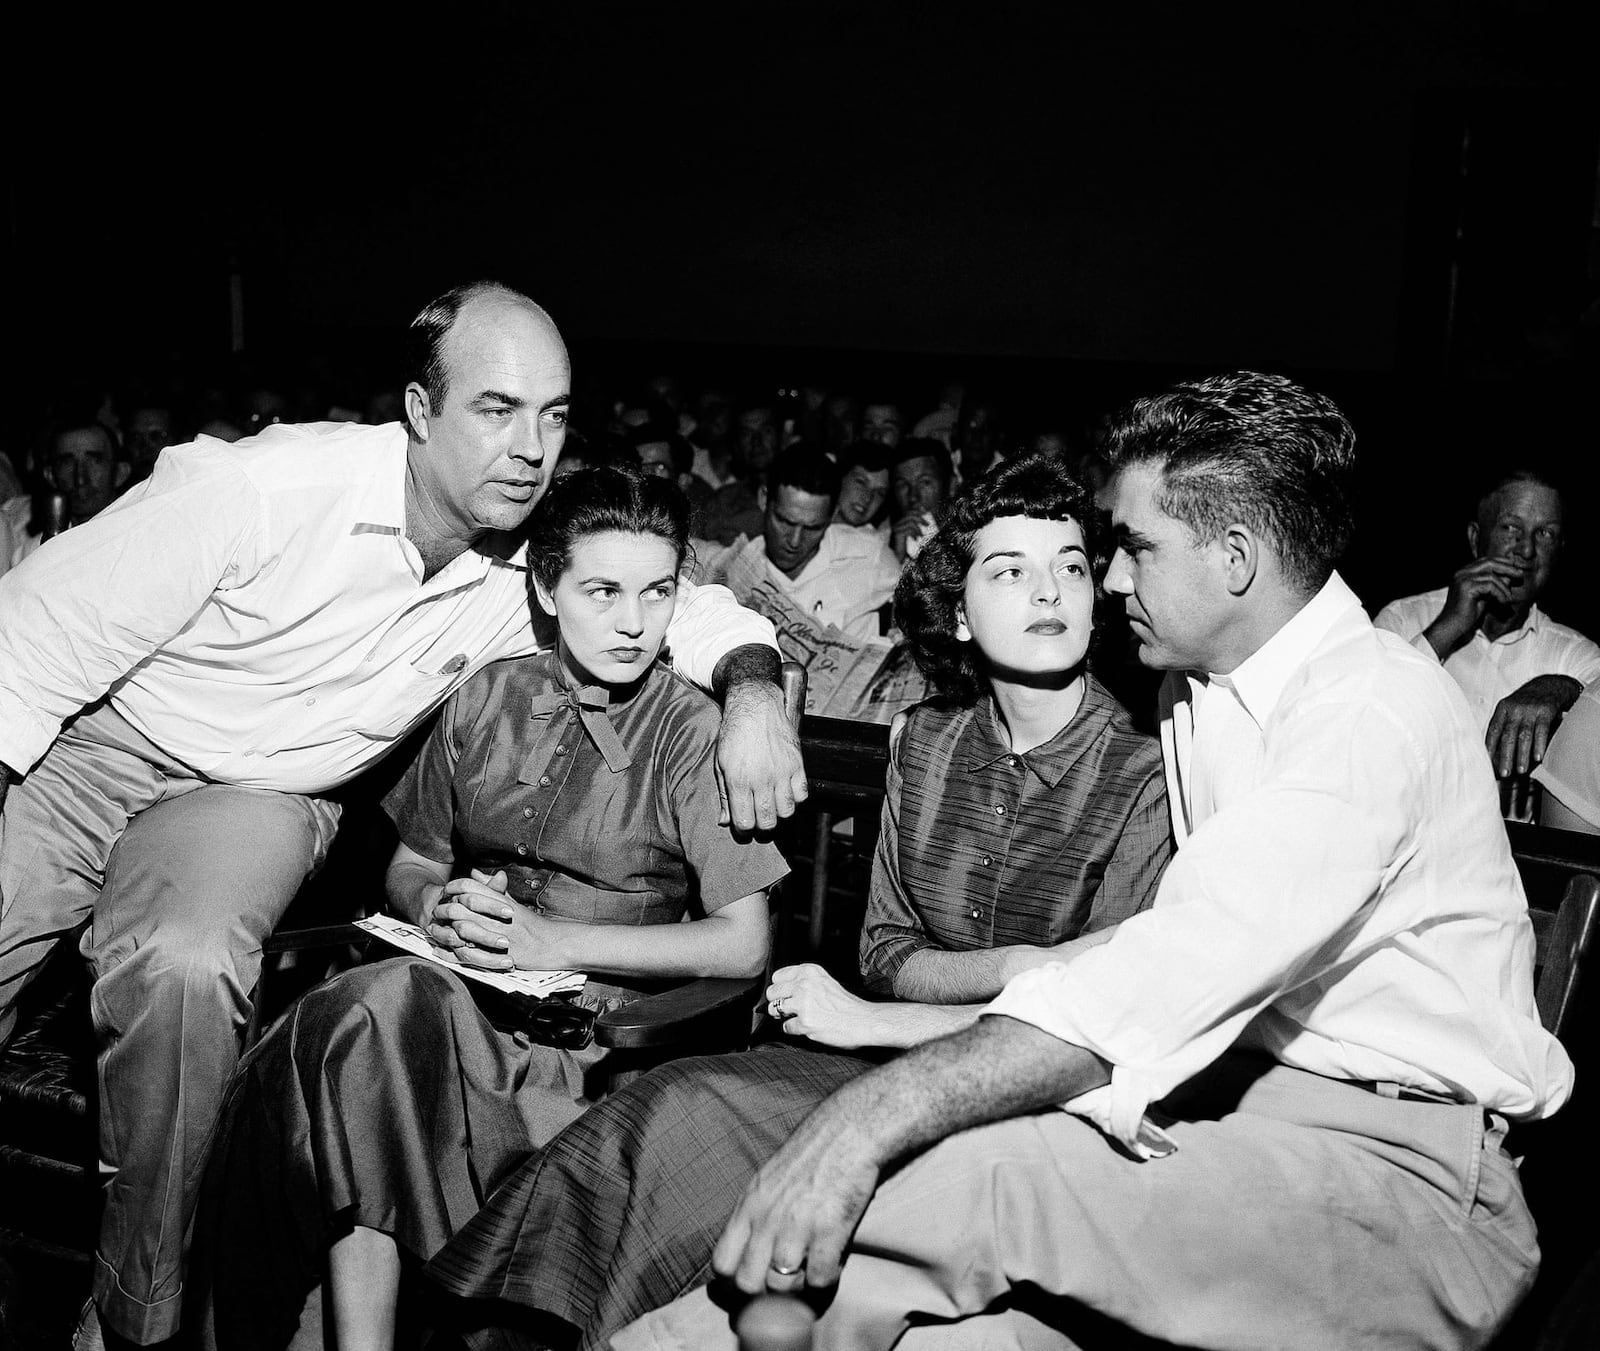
1375, 469, 1600, 785
0, 281, 803, 1349
616, 371, 1569, 1351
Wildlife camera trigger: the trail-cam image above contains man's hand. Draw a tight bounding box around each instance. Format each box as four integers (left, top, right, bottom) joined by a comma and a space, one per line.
1485, 674, 1582, 778
1422, 557, 1527, 660
714, 671, 807, 832
712, 1092, 882, 1295
768, 963, 878, 1049
889, 512, 934, 563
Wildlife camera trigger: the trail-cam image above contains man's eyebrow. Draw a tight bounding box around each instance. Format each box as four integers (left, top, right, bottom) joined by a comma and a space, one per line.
467, 389, 527, 409
1112, 524, 1152, 549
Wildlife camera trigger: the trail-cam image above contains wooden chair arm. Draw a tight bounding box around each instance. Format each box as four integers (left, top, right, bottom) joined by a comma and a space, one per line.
262, 922, 372, 956
593, 975, 762, 1051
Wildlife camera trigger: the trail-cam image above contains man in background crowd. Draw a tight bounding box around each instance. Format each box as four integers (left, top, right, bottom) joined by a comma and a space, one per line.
1374, 467, 1600, 784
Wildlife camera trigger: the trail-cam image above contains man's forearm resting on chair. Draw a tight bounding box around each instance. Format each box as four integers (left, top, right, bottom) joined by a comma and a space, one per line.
713, 1014, 1110, 1293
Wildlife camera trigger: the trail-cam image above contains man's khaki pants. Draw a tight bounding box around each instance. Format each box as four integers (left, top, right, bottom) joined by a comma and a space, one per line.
0, 701, 340, 1343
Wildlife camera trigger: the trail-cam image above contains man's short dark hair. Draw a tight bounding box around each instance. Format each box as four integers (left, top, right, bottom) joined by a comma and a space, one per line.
836, 440, 891, 477
890, 438, 953, 486
1105, 370, 1356, 594
766, 442, 842, 505
404, 280, 527, 434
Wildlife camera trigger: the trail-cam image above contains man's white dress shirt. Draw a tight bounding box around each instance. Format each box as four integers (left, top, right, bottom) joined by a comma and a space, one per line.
0, 422, 774, 793
1374, 587, 1600, 736
987, 574, 1573, 1149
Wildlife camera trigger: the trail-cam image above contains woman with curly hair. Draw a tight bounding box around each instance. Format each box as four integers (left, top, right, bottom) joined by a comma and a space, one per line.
422, 452, 1174, 1350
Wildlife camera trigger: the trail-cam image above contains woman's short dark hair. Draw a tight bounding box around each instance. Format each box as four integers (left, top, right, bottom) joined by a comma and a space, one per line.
894, 452, 1098, 706
525, 463, 692, 599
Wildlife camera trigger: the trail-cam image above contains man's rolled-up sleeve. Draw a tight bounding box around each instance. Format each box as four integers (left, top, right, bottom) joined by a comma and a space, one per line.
663, 579, 778, 691
0, 449, 259, 773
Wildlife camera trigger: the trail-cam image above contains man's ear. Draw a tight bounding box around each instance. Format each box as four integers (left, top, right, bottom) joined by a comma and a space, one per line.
1466, 521, 1480, 557
756, 483, 768, 513
1219, 524, 1260, 597
115, 462, 132, 487
403, 383, 431, 442
531, 574, 558, 618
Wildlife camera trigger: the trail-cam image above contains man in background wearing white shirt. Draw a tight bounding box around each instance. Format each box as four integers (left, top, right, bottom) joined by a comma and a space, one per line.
700, 443, 900, 644
0, 281, 803, 1348
1373, 468, 1600, 783
619, 371, 1570, 1351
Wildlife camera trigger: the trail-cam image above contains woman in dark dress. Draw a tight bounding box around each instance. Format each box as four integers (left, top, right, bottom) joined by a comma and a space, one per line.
194, 466, 788, 1351
424, 452, 1173, 1349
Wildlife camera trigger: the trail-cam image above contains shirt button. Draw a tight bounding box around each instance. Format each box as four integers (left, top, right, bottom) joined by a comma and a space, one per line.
516, 843, 528, 856
994, 804, 1006, 816
529, 877, 543, 890
442, 653, 468, 674
555, 744, 568, 755
539, 775, 552, 787
980, 855, 992, 866
971, 909, 982, 919
305, 696, 316, 706
1006, 756, 1017, 767
523, 806, 534, 819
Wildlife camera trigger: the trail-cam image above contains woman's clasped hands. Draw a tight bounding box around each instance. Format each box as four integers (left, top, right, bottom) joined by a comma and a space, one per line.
425, 868, 575, 972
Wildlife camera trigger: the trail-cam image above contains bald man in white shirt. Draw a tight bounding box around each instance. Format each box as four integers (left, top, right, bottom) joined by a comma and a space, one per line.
0, 282, 804, 1348
618, 372, 1570, 1351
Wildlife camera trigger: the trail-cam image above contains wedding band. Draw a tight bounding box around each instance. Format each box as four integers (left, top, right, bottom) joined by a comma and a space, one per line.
769, 1260, 803, 1276
771, 999, 786, 1017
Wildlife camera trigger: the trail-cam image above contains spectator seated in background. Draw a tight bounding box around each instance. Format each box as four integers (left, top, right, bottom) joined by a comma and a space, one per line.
859, 399, 903, 450
698, 404, 778, 545
1374, 467, 1600, 784
698, 442, 901, 644
629, 421, 710, 514
3, 418, 131, 572
830, 439, 891, 536
603, 371, 1570, 1351
423, 453, 1173, 1349
888, 437, 953, 563
193, 465, 789, 1351
1534, 676, 1600, 834
120, 402, 176, 486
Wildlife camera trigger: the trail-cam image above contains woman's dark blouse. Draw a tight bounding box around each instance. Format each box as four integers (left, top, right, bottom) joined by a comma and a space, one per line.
384, 651, 788, 927
860, 673, 1172, 993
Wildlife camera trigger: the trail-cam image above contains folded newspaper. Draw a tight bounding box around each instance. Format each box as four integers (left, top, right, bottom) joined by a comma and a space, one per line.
720, 580, 928, 723
357, 913, 587, 998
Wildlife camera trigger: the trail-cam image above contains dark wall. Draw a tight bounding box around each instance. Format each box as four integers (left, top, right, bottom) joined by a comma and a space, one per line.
9, 2, 1590, 377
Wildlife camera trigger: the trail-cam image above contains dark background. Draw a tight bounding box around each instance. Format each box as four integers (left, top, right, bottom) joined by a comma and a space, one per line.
6, 0, 1597, 621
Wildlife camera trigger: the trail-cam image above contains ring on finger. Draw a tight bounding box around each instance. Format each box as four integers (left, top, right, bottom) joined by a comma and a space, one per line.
769, 1260, 804, 1277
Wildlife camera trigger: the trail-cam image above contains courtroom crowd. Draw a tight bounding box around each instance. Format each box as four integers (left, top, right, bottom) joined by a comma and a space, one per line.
1, 283, 1596, 1351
